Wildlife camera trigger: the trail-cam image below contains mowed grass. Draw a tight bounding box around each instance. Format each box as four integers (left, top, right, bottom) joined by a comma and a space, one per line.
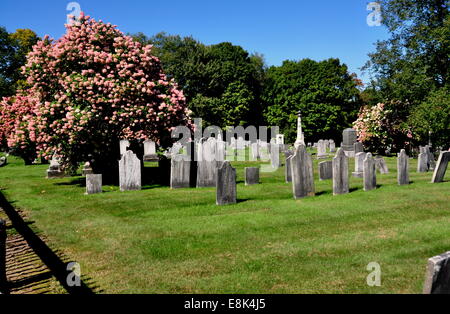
0, 152, 449, 294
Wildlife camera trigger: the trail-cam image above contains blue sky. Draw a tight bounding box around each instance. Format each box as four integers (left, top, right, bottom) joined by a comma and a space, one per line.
0, 0, 389, 83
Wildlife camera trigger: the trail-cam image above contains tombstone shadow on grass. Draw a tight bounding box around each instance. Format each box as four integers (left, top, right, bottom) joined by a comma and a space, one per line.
54, 177, 86, 187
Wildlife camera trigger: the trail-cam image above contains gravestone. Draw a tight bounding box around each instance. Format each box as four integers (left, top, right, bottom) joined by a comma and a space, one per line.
143, 140, 159, 162
354, 142, 364, 154
170, 154, 191, 189
251, 142, 260, 161
319, 161, 333, 181
119, 151, 141, 191
120, 140, 130, 156
426, 146, 436, 170
363, 153, 376, 191
397, 149, 409, 185
317, 140, 327, 159
197, 138, 219, 187
375, 157, 389, 174
332, 148, 349, 195
85, 174, 102, 194
417, 151, 428, 173
0, 156, 7, 167
245, 167, 260, 186
329, 140, 336, 153
270, 143, 281, 168
342, 128, 357, 157
276, 134, 285, 145
47, 156, 65, 178
431, 151, 450, 183
236, 137, 245, 150
285, 155, 293, 183
291, 145, 315, 199
352, 152, 367, 178
82, 162, 93, 176
423, 251, 450, 294
216, 162, 237, 205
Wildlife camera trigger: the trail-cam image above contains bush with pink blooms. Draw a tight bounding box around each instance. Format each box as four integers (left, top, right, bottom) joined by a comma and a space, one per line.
353, 101, 413, 154
4, 13, 192, 175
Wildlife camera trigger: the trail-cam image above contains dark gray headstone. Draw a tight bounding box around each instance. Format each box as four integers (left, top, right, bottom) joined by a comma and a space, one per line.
363, 153, 376, 191
423, 251, 450, 294
417, 152, 428, 173
354, 142, 364, 154
332, 148, 349, 195
397, 149, 409, 185
291, 145, 315, 199
245, 167, 260, 186
342, 128, 357, 152
431, 151, 450, 183
119, 151, 141, 191
285, 156, 293, 183
216, 162, 237, 205
85, 174, 102, 194
319, 161, 333, 181
170, 154, 191, 189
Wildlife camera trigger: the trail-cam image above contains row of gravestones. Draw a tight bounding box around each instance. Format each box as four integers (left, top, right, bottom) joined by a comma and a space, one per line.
285, 145, 450, 199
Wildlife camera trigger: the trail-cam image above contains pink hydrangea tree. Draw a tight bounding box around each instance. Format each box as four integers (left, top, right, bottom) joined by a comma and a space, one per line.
10, 13, 192, 176
353, 101, 413, 154
0, 94, 39, 164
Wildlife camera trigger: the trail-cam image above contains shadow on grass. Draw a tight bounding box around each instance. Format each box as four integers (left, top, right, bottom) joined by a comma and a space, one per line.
0, 191, 99, 295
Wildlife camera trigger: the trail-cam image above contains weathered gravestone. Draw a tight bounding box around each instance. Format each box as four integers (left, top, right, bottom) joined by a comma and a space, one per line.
375, 157, 389, 174
329, 140, 336, 153
426, 146, 436, 170
0, 156, 7, 167
423, 251, 450, 294
216, 161, 237, 205
85, 174, 102, 194
82, 162, 94, 176
270, 143, 281, 168
431, 151, 450, 183
170, 154, 191, 189
397, 149, 409, 185
291, 145, 315, 199
47, 156, 65, 179
143, 140, 159, 162
119, 140, 130, 156
317, 140, 327, 159
197, 138, 220, 188
319, 161, 333, 181
342, 128, 357, 157
332, 148, 349, 195
251, 142, 260, 161
119, 151, 141, 191
363, 153, 376, 191
245, 167, 260, 186
352, 152, 367, 178
417, 150, 429, 173
354, 142, 364, 154
285, 155, 293, 183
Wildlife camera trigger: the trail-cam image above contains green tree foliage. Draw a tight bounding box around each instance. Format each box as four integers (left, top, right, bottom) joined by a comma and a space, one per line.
132, 32, 265, 127
363, 0, 449, 103
263, 58, 361, 143
0, 27, 39, 98
409, 87, 450, 149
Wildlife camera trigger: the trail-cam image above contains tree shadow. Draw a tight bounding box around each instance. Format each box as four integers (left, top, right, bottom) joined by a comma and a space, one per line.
0, 191, 97, 295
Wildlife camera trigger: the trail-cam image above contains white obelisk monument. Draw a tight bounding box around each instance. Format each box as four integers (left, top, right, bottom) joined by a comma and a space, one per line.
294, 111, 305, 148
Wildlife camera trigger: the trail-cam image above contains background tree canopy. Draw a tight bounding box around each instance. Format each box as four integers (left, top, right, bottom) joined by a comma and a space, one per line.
263, 58, 361, 143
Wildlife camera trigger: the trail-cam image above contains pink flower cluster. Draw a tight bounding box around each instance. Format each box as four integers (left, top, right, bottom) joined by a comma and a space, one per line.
4, 13, 193, 164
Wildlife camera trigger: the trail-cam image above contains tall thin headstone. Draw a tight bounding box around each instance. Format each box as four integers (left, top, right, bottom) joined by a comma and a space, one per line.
431, 151, 450, 183
216, 162, 237, 205
363, 153, 376, 191
332, 148, 349, 195
285, 155, 293, 183
291, 145, 315, 199
294, 111, 305, 148
197, 138, 218, 188
397, 149, 409, 185
417, 150, 428, 173
317, 140, 327, 159
119, 151, 141, 191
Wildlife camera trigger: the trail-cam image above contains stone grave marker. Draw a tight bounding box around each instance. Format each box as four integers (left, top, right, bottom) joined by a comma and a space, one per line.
291, 145, 315, 199
170, 154, 191, 189
245, 167, 260, 186
319, 161, 333, 181
397, 149, 409, 185
363, 153, 376, 191
431, 151, 450, 183
119, 150, 141, 191
216, 161, 237, 205
332, 148, 349, 195
352, 152, 366, 178
85, 174, 102, 194
423, 251, 450, 294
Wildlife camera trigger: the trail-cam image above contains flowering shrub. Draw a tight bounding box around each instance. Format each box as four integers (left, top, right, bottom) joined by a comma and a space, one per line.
6, 13, 192, 173
353, 101, 413, 154
0, 94, 39, 163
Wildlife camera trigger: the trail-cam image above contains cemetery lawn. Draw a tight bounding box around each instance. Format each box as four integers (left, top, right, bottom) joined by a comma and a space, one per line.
0, 155, 449, 294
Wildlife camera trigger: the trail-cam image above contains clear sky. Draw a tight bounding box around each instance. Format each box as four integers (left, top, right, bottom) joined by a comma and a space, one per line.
0, 0, 389, 84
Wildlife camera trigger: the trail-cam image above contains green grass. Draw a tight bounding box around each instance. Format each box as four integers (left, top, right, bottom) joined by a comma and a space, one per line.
0, 153, 449, 294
